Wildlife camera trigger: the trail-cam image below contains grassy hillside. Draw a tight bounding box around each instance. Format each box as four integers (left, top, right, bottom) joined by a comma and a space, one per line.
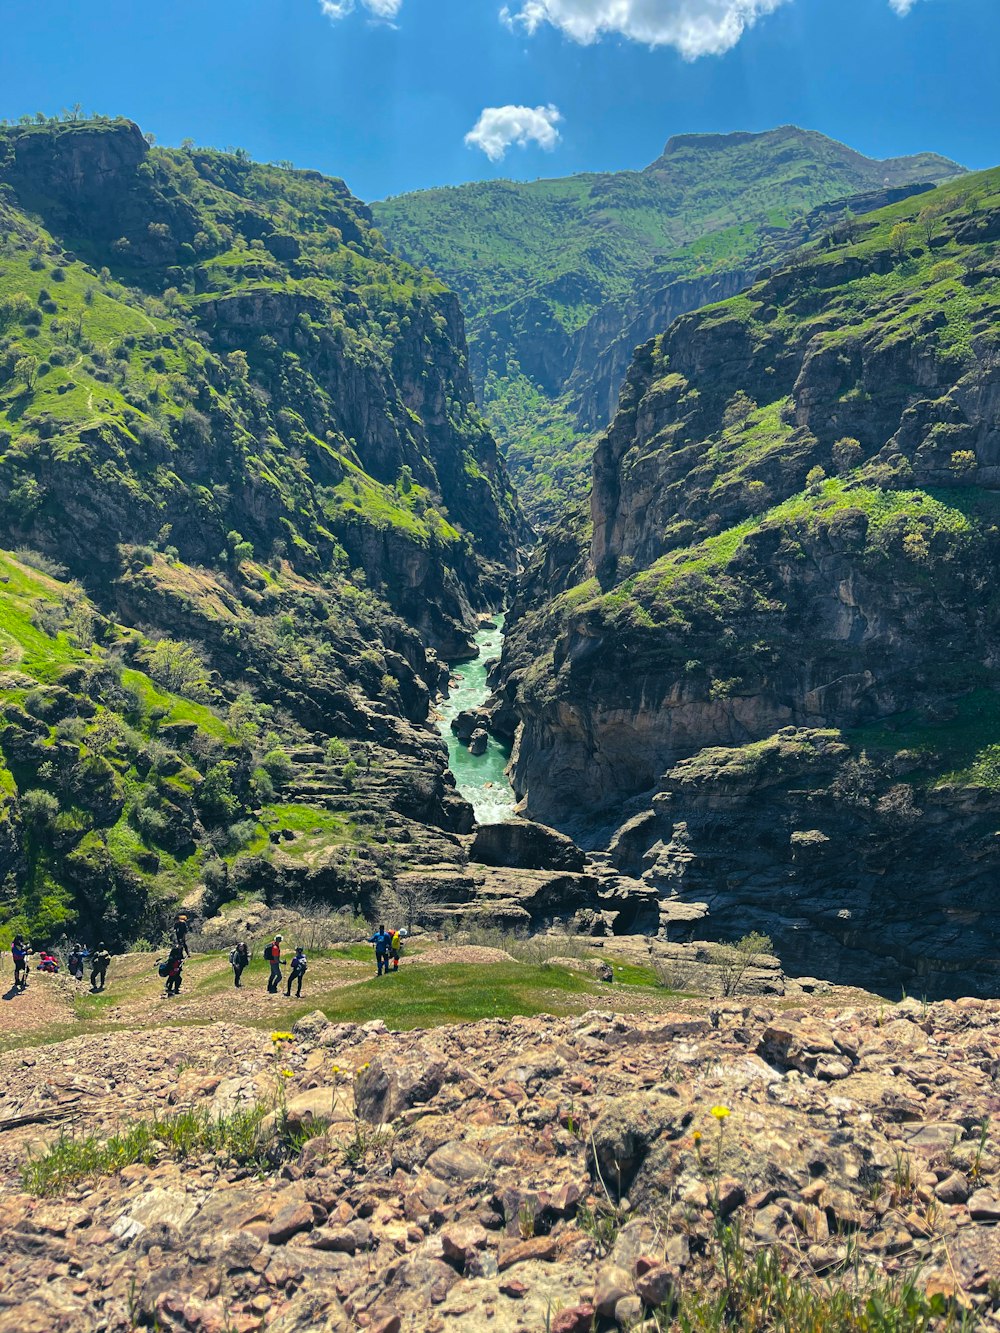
0, 118, 520, 636
374, 126, 963, 523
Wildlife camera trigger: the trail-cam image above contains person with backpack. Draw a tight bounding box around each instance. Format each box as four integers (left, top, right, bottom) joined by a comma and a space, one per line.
37, 950, 60, 974
230, 941, 249, 988
162, 944, 184, 997
90, 943, 111, 992
11, 936, 30, 991
368, 924, 392, 977
285, 947, 307, 998
388, 929, 403, 972
67, 946, 83, 981
174, 914, 191, 957
264, 934, 283, 993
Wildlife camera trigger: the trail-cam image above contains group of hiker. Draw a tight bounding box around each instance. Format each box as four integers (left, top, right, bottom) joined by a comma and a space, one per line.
9, 913, 411, 1000
8, 936, 112, 992
368, 924, 407, 976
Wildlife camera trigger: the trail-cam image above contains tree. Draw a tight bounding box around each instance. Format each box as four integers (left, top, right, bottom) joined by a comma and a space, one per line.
378, 879, 435, 933
715, 931, 773, 998
889, 222, 913, 261
918, 201, 947, 246
14, 355, 37, 392
950, 449, 977, 478
806, 465, 826, 494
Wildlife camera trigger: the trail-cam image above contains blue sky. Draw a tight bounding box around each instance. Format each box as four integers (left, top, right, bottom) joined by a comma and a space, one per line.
1, 0, 996, 202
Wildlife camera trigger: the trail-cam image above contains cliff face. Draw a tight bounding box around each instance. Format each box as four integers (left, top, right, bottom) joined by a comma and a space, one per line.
497, 167, 1000, 991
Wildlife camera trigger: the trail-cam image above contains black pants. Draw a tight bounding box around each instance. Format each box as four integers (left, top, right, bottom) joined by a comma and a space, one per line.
376, 951, 389, 976
90, 967, 107, 991
13, 962, 26, 988
165, 972, 181, 995
177, 936, 190, 957
233, 964, 245, 988
286, 971, 303, 997
268, 963, 282, 992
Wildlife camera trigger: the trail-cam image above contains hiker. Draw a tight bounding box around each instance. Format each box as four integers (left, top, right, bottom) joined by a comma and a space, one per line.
368, 924, 392, 977
163, 945, 184, 997
11, 936, 30, 990
174, 914, 191, 957
285, 947, 307, 998
37, 950, 60, 974
389, 928, 406, 972
90, 942, 111, 991
264, 934, 283, 993
230, 941, 249, 988
67, 946, 84, 981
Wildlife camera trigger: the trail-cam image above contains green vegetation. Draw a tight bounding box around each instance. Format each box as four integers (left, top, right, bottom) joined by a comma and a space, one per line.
20, 1104, 268, 1196
374, 126, 962, 522
515, 165, 1000, 814
666, 1223, 977, 1331
309, 961, 595, 1028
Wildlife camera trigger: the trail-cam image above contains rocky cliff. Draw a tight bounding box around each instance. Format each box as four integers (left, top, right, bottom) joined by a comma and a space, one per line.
497, 166, 1000, 992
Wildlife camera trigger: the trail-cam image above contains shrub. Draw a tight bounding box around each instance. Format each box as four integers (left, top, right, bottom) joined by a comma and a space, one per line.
714, 931, 773, 998
260, 749, 294, 787
146, 638, 212, 701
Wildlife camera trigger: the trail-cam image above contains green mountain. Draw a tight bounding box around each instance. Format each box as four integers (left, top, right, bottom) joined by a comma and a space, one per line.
494, 167, 1000, 993
373, 127, 964, 524
0, 117, 525, 946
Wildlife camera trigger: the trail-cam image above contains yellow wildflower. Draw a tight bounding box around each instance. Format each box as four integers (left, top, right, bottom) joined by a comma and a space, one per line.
280, 1068, 294, 1079
710, 1105, 731, 1121
693, 1131, 702, 1145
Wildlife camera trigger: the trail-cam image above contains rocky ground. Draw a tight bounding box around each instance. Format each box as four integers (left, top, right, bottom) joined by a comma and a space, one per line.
1, 988, 998, 1331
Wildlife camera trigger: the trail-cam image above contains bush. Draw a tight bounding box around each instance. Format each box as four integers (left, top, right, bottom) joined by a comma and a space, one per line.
260, 748, 294, 787
20, 788, 60, 832
146, 638, 212, 702
715, 931, 773, 998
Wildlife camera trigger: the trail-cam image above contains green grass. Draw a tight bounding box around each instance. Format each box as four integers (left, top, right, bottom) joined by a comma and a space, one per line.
294, 961, 597, 1030
20, 1105, 268, 1196
668, 1222, 978, 1332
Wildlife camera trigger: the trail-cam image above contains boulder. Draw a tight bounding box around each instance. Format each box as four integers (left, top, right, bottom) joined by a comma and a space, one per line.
353, 1055, 448, 1125
470, 819, 587, 873
450, 709, 487, 742
468, 728, 489, 756
546, 955, 613, 982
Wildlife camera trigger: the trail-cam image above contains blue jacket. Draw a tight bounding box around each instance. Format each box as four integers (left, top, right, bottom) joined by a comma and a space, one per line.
368, 930, 391, 954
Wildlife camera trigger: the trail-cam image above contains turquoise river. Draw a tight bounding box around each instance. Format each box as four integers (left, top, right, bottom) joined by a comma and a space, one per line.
436, 617, 516, 824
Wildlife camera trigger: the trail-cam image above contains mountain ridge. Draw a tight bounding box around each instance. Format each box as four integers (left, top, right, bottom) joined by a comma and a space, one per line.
373, 125, 965, 524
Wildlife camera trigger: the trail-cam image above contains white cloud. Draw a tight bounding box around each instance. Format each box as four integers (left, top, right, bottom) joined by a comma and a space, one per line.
888, 0, 919, 12
499, 0, 789, 59
319, 0, 402, 21
464, 104, 563, 162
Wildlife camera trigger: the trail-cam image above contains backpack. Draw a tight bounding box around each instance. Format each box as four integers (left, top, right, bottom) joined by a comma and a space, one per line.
229, 948, 239, 966
264, 943, 276, 962
292, 955, 307, 974
157, 961, 170, 978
